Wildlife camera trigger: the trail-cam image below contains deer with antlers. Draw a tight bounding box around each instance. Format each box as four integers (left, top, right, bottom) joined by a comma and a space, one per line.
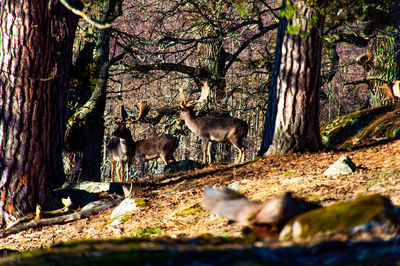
178, 82, 248, 164
107, 101, 178, 182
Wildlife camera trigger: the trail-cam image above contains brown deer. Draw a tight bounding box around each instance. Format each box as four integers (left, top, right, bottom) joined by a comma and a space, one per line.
107, 101, 178, 182
178, 82, 248, 164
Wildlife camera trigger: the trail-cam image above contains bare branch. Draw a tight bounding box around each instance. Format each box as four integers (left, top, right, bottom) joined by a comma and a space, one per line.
60, 0, 114, 29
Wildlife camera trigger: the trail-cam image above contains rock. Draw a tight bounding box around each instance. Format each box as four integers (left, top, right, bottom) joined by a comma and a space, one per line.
282, 176, 313, 184
63, 181, 111, 193
202, 187, 320, 238
62, 181, 128, 195
279, 194, 400, 241
323, 156, 356, 175
368, 184, 384, 191
81, 200, 110, 212
109, 198, 137, 225
320, 104, 399, 149
163, 160, 203, 174
227, 181, 241, 190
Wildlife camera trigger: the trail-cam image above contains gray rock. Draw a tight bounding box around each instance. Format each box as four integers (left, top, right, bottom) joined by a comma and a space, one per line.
323, 156, 356, 175
368, 184, 384, 191
282, 176, 313, 184
63, 181, 111, 193
109, 198, 137, 225
81, 200, 109, 212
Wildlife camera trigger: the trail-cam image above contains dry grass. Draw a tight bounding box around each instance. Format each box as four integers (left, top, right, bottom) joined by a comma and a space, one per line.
2, 139, 400, 251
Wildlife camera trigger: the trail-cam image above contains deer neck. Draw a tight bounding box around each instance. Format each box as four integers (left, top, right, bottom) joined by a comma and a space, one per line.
119, 137, 134, 153
183, 113, 201, 135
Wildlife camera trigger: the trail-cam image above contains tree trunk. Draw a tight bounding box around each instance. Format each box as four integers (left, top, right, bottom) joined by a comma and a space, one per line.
0, 1, 80, 227
64, 0, 117, 182
368, 36, 400, 106
259, 0, 324, 156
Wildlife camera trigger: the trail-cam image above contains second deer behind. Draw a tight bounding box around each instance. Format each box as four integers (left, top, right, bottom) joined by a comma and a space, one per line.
107, 101, 178, 182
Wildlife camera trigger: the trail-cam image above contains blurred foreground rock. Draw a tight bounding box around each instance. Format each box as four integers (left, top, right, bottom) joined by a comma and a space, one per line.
202, 187, 320, 238
202, 188, 400, 241
280, 194, 400, 241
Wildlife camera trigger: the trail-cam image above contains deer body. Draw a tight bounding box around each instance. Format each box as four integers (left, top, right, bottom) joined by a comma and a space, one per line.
134, 134, 178, 176
109, 123, 177, 181
107, 129, 135, 183
179, 108, 248, 164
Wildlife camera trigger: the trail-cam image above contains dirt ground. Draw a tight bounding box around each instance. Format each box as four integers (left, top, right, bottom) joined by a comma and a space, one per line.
2, 139, 400, 252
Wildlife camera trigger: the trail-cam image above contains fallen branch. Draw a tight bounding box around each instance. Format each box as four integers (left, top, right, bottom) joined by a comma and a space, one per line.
0, 198, 122, 238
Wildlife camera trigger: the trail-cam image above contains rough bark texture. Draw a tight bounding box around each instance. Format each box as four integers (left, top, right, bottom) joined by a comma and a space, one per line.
368, 36, 400, 106
0, 1, 79, 227
64, 0, 117, 182
259, 0, 324, 156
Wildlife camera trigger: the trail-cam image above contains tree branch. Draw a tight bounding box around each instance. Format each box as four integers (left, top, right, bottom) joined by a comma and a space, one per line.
60, 0, 114, 29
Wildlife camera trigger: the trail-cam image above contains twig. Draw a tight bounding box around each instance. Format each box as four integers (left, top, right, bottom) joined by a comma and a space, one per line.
59, 0, 114, 29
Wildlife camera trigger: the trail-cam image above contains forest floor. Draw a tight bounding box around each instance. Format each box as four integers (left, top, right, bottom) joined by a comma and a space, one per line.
1, 139, 400, 261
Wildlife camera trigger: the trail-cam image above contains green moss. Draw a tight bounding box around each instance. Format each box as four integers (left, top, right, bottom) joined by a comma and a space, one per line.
133, 198, 147, 207
283, 194, 399, 240
134, 227, 162, 238
174, 203, 204, 217
321, 105, 395, 149
282, 170, 296, 177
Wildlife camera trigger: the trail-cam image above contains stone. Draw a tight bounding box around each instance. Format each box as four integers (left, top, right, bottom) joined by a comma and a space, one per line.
279, 194, 400, 241
323, 156, 356, 175
109, 198, 137, 225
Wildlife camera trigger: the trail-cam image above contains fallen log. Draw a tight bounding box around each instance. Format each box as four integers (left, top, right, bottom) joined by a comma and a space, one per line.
0, 197, 122, 238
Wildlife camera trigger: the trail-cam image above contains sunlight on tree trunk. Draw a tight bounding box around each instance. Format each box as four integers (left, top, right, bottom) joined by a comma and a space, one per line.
259, 0, 324, 156
0, 1, 80, 228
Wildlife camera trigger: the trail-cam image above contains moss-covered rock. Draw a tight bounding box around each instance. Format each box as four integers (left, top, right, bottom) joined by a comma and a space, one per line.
321, 104, 400, 149
279, 194, 400, 241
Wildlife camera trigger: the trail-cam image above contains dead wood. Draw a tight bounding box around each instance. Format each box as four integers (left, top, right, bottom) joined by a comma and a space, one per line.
0, 197, 122, 238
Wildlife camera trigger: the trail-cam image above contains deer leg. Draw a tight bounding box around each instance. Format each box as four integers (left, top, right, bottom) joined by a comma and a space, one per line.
240, 147, 245, 162
201, 139, 209, 164
207, 141, 213, 164
139, 158, 146, 178
116, 163, 123, 182
110, 160, 115, 182
161, 154, 168, 165
127, 160, 132, 181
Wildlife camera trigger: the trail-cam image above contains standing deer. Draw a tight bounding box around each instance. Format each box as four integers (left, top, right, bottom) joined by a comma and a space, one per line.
107, 101, 178, 182
178, 82, 248, 164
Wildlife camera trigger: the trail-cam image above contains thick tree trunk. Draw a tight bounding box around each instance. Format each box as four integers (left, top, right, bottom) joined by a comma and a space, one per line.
64, 0, 117, 182
0, 1, 79, 227
259, 0, 324, 156
368, 36, 400, 106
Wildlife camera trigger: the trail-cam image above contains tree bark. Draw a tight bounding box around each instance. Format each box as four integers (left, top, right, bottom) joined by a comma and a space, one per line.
0, 1, 80, 227
367, 36, 400, 106
259, 0, 324, 156
64, 0, 118, 182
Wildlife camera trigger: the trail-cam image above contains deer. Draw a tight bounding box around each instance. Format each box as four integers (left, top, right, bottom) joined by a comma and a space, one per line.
178, 82, 248, 164
107, 101, 178, 182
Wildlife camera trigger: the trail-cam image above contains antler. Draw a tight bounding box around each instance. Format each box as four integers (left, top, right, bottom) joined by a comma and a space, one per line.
126, 101, 149, 124
179, 81, 210, 108
196, 81, 210, 103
